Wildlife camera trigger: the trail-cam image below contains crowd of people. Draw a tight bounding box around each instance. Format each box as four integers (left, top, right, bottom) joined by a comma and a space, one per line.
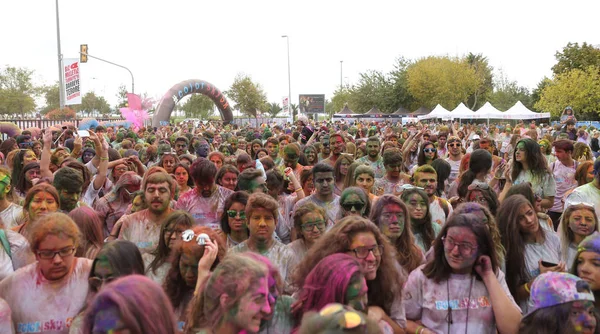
0, 105, 598, 333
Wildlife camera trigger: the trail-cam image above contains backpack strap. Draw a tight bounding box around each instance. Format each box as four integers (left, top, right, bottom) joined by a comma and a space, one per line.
0, 230, 11, 259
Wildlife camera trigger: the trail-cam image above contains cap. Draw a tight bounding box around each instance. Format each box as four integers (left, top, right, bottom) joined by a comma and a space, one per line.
472, 134, 480, 140
577, 232, 600, 255
527, 272, 594, 316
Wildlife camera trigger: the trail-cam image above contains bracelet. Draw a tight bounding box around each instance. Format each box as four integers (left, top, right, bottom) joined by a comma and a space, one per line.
524, 282, 530, 293
416, 325, 424, 334
99, 157, 109, 161
295, 188, 303, 192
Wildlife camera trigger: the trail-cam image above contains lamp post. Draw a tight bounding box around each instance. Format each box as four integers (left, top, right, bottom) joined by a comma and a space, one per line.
55, 0, 65, 110
340, 60, 343, 89
282, 35, 292, 121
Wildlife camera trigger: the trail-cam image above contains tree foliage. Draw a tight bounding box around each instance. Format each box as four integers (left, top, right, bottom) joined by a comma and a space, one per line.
0, 66, 38, 117
46, 107, 76, 120
552, 42, 600, 76
465, 53, 494, 110
225, 74, 268, 119
488, 70, 532, 111
40, 83, 60, 115
115, 84, 128, 109
406, 56, 479, 110
181, 94, 215, 120
75, 92, 111, 116
535, 66, 600, 120
267, 102, 283, 119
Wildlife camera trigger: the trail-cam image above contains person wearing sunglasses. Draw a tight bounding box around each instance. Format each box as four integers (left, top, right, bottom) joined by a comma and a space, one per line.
0, 213, 92, 334
338, 187, 370, 219
219, 191, 250, 248
409, 141, 438, 176
292, 216, 405, 332
558, 202, 599, 270
164, 226, 225, 330
403, 213, 521, 334
445, 136, 464, 186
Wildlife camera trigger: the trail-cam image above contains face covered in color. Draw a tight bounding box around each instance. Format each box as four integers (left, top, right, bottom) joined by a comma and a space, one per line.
197, 178, 216, 198
313, 172, 334, 197
569, 300, 597, 334
144, 181, 171, 214
515, 142, 527, 163
248, 207, 276, 243
91, 304, 129, 334
367, 140, 380, 159
210, 155, 223, 170
28, 191, 58, 220
179, 250, 200, 287
283, 147, 299, 169
345, 275, 368, 313
220, 172, 237, 191
405, 193, 427, 221
341, 193, 366, 217
380, 203, 405, 240
197, 140, 210, 158
227, 202, 247, 233
355, 173, 374, 195
577, 251, 600, 291
443, 226, 478, 274
228, 276, 271, 333
347, 232, 381, 280
569, 209, 597, 240
299, 212, 326, 245
415, 172, 437, 197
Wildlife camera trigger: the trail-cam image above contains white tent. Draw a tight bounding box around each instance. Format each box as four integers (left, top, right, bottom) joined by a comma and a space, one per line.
505, 101, 551, 119
450, 103, 475, 118
474, 102, 505, 119
418, 104, 451, 120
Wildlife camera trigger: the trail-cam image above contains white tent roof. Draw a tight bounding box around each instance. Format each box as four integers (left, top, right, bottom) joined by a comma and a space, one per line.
473, 102, 505, 119
419, 104, 451, 120
505, 101, 551, 119
449, 103, 475, 118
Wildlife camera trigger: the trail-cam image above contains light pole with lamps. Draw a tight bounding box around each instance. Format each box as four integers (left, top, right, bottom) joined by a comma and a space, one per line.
281, 35, 292, 121
340, 60, 343, 89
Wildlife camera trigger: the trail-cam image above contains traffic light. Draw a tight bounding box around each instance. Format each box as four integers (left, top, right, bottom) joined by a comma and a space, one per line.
80, 44, 88, 63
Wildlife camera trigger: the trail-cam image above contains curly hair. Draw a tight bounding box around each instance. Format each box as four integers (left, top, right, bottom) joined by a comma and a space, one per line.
370, 195, 423, 273
291, 216, 403, 314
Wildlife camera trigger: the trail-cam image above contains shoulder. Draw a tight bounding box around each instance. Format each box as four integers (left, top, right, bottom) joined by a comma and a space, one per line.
218, 186, 234, 197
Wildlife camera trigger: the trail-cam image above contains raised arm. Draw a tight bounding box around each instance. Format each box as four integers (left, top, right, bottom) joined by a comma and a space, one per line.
40, 131, 54, 179
89, 131, 108, 191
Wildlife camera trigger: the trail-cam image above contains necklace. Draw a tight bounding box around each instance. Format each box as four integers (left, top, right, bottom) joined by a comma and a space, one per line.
446, 275, 474, 334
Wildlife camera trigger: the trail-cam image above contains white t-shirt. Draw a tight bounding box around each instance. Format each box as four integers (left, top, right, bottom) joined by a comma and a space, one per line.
0, 297, 14, 334
521, 232, 561, 313
403, 265, 519, 334
430, 197, 452, 226
513, 170, 556, 199
445, 158, 461, 186
117, 210, 161, 255
0, 203, 23, 229
0, 258, 92, 334
0, 230, 35, 281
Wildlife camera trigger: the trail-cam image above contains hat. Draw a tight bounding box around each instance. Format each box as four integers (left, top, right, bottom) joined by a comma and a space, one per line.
297, 115, 309, 126
527, 272, 594, 316
578, 232, 600, 255
472, 134, 480, 140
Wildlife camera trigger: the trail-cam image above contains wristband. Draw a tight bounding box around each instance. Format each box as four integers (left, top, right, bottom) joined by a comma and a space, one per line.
295, 188, 303, 192
416, 326, 424, 334
524, 282, 530, 293
100, 157, 109, 161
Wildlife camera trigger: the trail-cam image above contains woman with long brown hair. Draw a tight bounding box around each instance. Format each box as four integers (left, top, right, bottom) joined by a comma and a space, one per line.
370, 195, 425, 274
292, 216, 405, 332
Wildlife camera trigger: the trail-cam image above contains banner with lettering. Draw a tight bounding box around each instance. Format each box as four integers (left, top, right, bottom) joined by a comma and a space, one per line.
63, 58, 81, 105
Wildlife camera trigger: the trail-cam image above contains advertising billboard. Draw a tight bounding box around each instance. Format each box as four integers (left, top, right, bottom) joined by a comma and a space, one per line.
299, 94, 325, 114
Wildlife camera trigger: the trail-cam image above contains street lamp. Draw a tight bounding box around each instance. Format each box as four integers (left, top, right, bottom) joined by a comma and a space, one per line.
281, 35, 292, 121
55, 0, 65, 110
340, 60, 343, 89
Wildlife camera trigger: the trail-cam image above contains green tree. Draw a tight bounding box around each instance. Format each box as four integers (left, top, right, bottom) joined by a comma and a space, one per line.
0, 66, 38, 117
535, 66, 600, 120
388, 57, 415, 111
347, 70, 396, 113
181, 94, 215, 120
290, 103, 298, 118
465, 53, 494, 110
530, 77, 552, 111
552, 42, 600, 76
225, 74, 268, 120
76, 92, 111, 116
267, 102, 283, 119
406, 56, 479, 110
330, 86, 355, 115
488, 70, 532, 111
115, 84, 128, 109
40, 83, 60, 115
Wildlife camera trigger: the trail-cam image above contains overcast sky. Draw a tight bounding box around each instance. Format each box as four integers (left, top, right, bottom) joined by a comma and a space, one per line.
2, 0, 598, 113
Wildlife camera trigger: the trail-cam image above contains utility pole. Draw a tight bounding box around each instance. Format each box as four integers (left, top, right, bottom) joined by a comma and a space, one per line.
55, 0, 65, 110
340, 60, 343, 89
282, 35, 292, 121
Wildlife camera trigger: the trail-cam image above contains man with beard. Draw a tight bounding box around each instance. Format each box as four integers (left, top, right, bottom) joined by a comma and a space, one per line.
444, 136, 464, 186
413, 165, 452, 226
319, 134, 331, 161
176, 158, 233, 229
53, 167, 84, 213
174, 137, 189, 157
116, 171, 175, 255
357, 136, 385, 179
229, 136, 246, 157
293, 162, 340, 226
322, 134, 345, 167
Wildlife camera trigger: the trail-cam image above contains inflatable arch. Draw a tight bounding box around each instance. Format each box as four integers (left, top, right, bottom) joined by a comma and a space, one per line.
152, 79, 233, 127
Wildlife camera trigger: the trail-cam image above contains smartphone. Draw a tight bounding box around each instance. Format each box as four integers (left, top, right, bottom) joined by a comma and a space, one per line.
541, 260, 558, 267
77, 130, 90, 138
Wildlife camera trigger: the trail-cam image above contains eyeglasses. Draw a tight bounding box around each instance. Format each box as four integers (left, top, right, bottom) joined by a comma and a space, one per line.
182, 230, 212, 245
301, 221, 326, 231
467, 183, 489, 191
227, 210, 246, 219
318, 304, 366, 330
89, 276, 116, 291
37, 247, 75, 260
441, 236, 477, 256
349, 245, 384, 259
423, 148, 436, 153
448, 143, 462, 147
341, 202, 365, 212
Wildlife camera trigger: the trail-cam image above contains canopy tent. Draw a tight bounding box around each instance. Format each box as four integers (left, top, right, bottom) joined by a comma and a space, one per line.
419, 104, 452, 120
365, 106, 382, 116
409, 106, 431, 117
393, 107, 410, 115
333, 104, 357, 118
505, 101, 551, 119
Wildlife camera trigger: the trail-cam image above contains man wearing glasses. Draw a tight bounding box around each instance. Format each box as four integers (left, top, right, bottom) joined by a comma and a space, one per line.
445, 136, 464, 186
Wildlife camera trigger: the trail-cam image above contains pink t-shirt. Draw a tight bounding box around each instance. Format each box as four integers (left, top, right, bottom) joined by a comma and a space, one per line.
0, 258, 92, 334
175, 186, 233, 230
